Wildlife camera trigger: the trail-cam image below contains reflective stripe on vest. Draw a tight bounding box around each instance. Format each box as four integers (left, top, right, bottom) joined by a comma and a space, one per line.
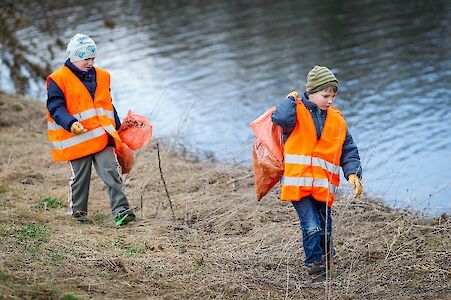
281, 176, 338, 194
50, 127, 107, 149
47, 108, 115, 131
103, 124, 117, 135
284, 154, 340, 175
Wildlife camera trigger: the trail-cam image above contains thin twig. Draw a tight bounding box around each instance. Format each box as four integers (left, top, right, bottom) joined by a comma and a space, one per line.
285, 257, 289, 300
140, 186, 144, 218
157, 141, 175, 220
154, 202, 161, 217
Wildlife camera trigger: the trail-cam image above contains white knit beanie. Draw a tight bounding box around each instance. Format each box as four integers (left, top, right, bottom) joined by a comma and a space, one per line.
67, 33, 97, 63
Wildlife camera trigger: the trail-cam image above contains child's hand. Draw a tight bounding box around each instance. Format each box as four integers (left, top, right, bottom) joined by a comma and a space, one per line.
71, 121, 87, 135
348, 174, 363, 198
286, 91, 299, 100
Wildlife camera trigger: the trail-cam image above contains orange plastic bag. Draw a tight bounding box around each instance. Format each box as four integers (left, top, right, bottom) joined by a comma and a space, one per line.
115, 142, 135, 174
118, 110, 152, 150
252, 140, 284, 201
249, 107, 284, 200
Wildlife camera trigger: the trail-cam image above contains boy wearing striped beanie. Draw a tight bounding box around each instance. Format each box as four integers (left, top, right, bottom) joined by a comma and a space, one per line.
272, 65, 363, 280
306, 65, 339, 94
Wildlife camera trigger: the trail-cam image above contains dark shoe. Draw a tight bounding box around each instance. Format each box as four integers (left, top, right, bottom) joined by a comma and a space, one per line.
306, 262, 326, 276
115, 210, 136, 227
72, 211, 88, 224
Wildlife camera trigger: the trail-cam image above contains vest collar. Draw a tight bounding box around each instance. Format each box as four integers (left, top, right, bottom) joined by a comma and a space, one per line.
64, 58, 95, 81
301, 92, 323, 112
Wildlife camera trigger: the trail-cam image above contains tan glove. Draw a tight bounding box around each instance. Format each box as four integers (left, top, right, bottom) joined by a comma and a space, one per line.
70, 121, 87, 135
348, 174, 363, 198
286, 90, 299, 100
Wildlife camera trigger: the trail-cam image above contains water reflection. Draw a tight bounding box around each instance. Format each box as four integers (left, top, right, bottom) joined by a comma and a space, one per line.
9, 0, 451, 214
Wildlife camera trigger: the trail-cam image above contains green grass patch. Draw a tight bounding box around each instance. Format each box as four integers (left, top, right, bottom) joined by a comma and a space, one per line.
20, 222, 48, 241
0, 184, 8, 194
62, 293, 78, 300
126, 245, 144, 256
50, 249, 66, 266
0, 272, 8, 283
5, 222, 48, 242
36, 196, 64, 210
28, 245, 41, 255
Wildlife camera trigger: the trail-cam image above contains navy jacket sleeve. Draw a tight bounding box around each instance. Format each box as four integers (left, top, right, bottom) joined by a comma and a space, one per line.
46, 79, 77, 132
271, 96, 297, 142
340, 129, 362, 180
113, 105, 121, 130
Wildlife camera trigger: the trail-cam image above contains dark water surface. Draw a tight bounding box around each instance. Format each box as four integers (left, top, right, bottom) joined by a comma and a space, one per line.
6, 0, 451, 214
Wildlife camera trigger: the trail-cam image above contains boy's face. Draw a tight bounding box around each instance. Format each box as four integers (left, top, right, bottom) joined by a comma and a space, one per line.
73, 57, 95, 71
309, 89, 337, 110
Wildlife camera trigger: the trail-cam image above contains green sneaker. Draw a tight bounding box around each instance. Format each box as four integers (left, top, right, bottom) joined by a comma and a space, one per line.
115, 211, 136, 227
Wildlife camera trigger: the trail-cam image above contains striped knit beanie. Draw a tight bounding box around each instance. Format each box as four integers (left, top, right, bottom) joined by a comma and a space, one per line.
306, 65, 339, 94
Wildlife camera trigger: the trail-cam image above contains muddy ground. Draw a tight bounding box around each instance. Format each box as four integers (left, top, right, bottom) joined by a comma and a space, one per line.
0, 93, 449, 299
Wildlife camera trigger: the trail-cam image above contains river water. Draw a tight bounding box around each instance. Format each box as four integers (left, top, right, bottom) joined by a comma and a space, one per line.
5, 0, 451, 214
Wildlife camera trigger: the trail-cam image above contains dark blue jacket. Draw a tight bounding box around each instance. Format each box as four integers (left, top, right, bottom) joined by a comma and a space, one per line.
46, 59, 121, 133
271, 92, 362, 179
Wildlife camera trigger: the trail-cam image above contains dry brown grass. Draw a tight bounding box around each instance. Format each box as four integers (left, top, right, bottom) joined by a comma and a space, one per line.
0, 92, 449, 299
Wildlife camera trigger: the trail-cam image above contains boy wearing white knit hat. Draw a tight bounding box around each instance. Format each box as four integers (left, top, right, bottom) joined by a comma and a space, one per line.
46, 33, 135, 227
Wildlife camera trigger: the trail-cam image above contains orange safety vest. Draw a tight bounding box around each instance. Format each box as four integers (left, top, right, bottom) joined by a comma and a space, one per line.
281, 100, 346, 207
46, 66, 122, 162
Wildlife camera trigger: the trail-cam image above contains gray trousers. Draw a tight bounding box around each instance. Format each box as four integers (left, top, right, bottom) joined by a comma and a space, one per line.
68, 146, 129, 216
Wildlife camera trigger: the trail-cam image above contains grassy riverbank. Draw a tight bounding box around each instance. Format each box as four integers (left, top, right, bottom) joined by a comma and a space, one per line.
0, 92, 449, 299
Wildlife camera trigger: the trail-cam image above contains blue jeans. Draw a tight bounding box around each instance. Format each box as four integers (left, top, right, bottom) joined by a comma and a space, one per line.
292, 196, 334, 266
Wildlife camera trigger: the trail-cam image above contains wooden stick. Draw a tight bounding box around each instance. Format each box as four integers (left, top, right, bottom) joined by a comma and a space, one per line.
156, 141, 175, 220
140, 186, 144, 218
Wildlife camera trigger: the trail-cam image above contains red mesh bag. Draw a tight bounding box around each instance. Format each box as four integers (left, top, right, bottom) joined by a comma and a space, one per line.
249, 107, 284, 201
118, 110, 152, 150
115, 142, 135, 174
